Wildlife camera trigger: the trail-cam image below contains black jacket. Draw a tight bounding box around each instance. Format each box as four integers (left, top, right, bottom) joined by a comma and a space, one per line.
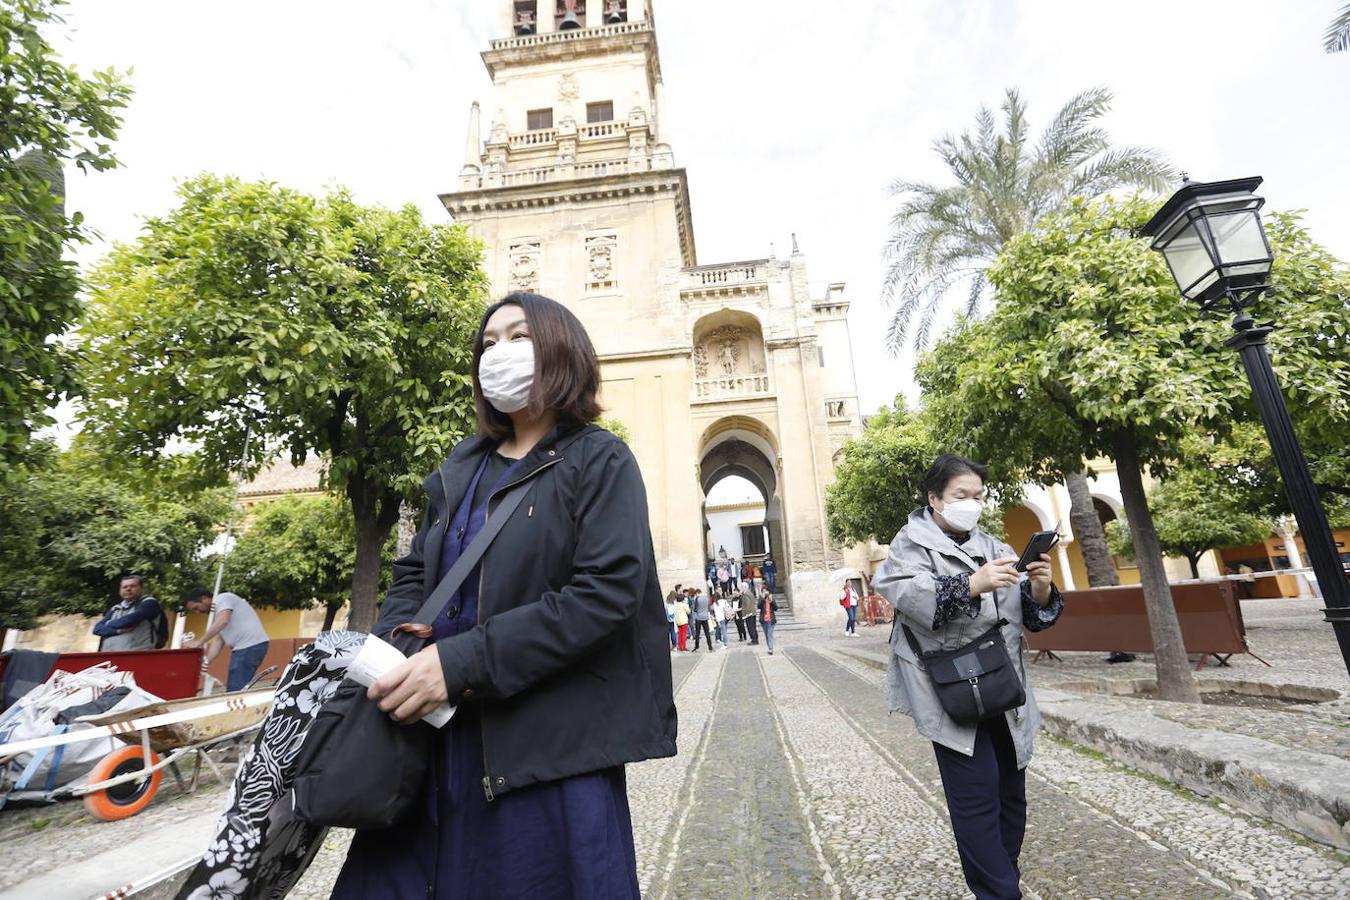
374, 423, 677, 800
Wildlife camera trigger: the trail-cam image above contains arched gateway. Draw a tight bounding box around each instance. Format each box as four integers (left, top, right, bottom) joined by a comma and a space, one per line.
439, 1, 868, 622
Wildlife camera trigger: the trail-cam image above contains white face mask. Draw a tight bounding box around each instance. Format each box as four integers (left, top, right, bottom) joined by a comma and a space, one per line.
936, 497, 983, 532
478, 340, 535, 414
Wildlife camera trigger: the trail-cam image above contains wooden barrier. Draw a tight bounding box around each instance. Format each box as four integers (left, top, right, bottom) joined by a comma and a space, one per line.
1026, 580, 1269, 668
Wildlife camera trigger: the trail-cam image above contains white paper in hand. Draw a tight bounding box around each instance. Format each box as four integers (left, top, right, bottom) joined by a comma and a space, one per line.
348, 634, 455, 728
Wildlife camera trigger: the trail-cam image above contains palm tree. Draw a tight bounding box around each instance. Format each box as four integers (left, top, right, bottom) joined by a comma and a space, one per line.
884, 87, 1176, 589
1327, 3, 1350, 52
882, 86, 1175, 354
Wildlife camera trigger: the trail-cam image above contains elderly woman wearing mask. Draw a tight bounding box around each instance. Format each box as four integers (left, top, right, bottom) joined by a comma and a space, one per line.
873, 454, 1063, 900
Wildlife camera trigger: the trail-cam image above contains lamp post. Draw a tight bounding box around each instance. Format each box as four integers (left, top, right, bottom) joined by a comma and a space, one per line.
1141, 176, 1350, 678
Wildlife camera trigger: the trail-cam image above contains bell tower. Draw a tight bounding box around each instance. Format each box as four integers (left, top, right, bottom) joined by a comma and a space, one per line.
440, 2, 867, 625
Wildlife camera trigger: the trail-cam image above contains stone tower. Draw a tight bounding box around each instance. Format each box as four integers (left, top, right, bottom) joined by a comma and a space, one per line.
441, 0, 866, 622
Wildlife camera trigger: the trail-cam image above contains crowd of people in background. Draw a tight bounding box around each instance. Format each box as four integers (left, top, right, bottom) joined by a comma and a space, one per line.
664, 576, 779, 655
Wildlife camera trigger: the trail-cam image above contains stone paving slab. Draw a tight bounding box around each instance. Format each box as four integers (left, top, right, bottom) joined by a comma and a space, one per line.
656, 650, 833, 899
790, 646, 1234, 899
814, 644, 1350, 899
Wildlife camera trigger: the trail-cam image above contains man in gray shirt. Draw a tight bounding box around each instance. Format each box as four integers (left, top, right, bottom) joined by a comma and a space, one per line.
93, 575, 163, 651
183, 587, 270, 691
689, 588, 714, 652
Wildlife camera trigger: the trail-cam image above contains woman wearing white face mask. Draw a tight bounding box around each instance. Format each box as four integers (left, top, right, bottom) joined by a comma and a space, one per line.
332, 292, 675, 899
872, 454, 1063, 900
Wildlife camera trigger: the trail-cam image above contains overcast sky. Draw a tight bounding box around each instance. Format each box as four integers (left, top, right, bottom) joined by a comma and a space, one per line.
53, 0, 1349, 430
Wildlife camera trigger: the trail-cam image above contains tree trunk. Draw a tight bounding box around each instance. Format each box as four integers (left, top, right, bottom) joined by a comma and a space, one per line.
1111, 432, 1200, 703
346, 477, 400, 634
1187, 554, 1202, 580
1066, 471, 1119, 587
396, 501, 417, 558
322, 600, 342, 632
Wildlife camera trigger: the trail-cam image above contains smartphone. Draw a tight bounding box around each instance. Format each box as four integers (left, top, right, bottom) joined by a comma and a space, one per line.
1014, 528, 1060, 572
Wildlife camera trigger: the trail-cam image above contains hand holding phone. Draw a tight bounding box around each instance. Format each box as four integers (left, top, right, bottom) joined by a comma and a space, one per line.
1015, 528, 1061, 572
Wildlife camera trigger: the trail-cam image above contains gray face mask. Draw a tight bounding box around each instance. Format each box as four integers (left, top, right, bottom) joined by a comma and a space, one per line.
478, 341, 535, 413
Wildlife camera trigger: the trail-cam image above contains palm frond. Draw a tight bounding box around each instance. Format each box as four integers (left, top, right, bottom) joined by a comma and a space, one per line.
1326, 3, 1350, 52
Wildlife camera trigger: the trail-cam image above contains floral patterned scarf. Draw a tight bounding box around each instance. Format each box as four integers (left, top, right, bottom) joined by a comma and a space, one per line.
177, 631, 365, 900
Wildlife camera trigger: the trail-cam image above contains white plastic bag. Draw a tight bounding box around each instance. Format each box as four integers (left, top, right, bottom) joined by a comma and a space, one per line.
0, 663, 162, 802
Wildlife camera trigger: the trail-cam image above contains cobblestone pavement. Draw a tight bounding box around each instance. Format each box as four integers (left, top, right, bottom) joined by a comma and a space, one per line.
10, 623, 1349, 898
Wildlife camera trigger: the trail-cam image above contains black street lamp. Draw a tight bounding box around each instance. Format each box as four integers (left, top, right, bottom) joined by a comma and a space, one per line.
1141, 175, 1350, 678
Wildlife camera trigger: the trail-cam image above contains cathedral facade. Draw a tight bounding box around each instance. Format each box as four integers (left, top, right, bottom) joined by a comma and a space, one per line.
441, 0, 866, 621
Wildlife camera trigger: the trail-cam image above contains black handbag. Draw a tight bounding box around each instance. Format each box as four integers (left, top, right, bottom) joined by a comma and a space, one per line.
288, 478, 532, 829
901, 618, 1025, 725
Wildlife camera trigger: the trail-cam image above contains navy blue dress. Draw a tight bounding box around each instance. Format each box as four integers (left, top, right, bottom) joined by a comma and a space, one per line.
331, 451, 641, 900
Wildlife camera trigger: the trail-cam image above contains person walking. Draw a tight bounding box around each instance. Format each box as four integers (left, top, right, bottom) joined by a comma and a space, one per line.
674, 592, 690, 651
716, 563, 731, 598
712, 595, 730, 647
92, 575, 164, 651
330, 292, 676, 899
841, 581, 860, 637
182, 588, 270, 692
738, 587, 758, 645
691, 588, 714, 652
665, 584, 682, 651
757, 593, 779, 655
732, 593, 747, 642
762, 555, 777, 594
872, 454, 1063, 900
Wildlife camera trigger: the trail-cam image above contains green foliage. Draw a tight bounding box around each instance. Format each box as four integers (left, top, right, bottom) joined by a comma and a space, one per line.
0, 0, 131, 472
825, 400, 937, 546
220, 494, 392, 626
596, 415, 630, 443
882, 86, 1174, 351
76, 176, 489, 630
1104, 467, 1273, 577
0, 442, 228, 627
918, 197, 1350, 490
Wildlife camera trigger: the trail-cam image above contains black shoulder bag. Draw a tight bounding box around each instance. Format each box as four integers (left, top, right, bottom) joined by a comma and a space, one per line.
288, 479, 531, 829
901, 618, 1025, 725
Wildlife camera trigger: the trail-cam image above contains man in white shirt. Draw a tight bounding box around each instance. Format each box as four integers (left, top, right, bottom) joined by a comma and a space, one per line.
183, 587, 271, 691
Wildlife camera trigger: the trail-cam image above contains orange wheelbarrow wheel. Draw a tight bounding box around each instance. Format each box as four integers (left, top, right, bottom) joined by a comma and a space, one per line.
83, 745, 163, 821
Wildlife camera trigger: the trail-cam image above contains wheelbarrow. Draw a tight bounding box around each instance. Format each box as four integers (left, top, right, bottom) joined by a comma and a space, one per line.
0, 667, 279, 822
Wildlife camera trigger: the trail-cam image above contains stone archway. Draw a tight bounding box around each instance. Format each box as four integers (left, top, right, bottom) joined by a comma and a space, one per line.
698, 416, 791, 608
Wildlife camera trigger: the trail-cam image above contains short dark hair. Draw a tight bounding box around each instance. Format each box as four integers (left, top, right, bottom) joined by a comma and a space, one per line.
923, 454, 988, 502
120, 574, 144, 587
182, 586, 212, 605
674, 583, 682, 591
473, 292, 601, 442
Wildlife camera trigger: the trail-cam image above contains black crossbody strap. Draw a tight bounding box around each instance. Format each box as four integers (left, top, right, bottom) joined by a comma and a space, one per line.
410, 479, 532, 626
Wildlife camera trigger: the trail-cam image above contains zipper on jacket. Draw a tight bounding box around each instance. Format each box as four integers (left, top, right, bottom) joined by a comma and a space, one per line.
472, 454, 564, 803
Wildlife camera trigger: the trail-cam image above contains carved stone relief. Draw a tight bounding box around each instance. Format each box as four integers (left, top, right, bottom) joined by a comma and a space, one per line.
509, 242, 540, 292
585, 233, 617, 291
558, 72, 579, 102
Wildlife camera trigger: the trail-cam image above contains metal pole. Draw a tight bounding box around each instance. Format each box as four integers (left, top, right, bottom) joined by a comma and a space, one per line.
193, 427, 252, 684
1225, 312, 1350, 677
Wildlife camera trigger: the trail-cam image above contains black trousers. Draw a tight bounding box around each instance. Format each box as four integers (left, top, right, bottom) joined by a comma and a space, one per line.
744, 615, 758, 644
691, 619, 714, 650
932, 717, 1027, 900
733, 615, 747, 641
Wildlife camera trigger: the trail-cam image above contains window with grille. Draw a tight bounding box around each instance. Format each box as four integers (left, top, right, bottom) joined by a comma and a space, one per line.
740, 525, 767, 556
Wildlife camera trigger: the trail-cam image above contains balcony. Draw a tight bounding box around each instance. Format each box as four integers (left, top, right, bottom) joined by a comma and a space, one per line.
489, 19, 648, 51
579, 121, 623, 140
508, 129, 557, 150
694, 374, 771, 402
680, 260, 768, 295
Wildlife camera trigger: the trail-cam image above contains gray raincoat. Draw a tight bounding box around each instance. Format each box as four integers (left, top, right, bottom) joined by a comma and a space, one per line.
872, 508, 1063, 768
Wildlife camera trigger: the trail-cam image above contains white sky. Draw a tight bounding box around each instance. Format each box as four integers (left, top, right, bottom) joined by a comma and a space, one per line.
52, 0, 1350, 418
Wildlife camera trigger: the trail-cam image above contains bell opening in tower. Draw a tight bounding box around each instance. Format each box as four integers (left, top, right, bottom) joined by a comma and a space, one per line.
556, 0, 585, 30
513, 0, 538, 35
604, 0, 628, 24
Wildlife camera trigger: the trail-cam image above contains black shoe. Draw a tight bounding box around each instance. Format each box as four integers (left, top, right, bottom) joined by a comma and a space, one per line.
1105, 652, 1137, 664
